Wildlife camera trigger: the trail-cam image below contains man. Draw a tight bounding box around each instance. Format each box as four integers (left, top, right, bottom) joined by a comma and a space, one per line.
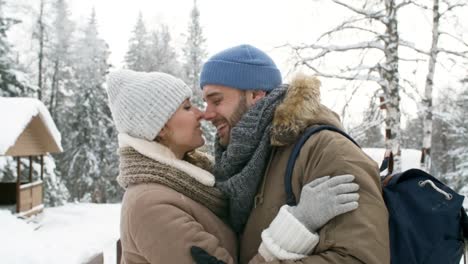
199, 44, 390, 263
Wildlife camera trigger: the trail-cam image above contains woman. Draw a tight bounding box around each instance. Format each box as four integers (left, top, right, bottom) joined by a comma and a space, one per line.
106, 70, 359, 264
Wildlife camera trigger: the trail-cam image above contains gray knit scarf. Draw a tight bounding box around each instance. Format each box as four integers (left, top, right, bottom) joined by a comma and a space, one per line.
117, 147, 228, 219
214, 85, 287, 232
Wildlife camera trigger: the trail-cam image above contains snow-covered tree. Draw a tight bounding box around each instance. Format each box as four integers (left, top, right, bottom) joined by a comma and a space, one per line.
183, 0, 206, 94
430, 83, 468, 192
455, 85, 468, 193
358, 124, 385, 148
290, 0, 467, 172
444, 83, 468, 192
34, 0, 47, 100
401, 115, 423, 149
291, 0, 407, 171
42, 156, 70, 206
58, 9, 120, 202
182, 0, 215, 153
0, 1, 36, 97
350, 97, 385, 148
124, 12, 150, 71
417, 0, 468, 171
147, 24, 180, 75
48, 0, 74, 121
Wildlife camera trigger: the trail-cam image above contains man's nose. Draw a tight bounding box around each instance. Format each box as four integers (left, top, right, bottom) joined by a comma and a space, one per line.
203, 107, 216, 121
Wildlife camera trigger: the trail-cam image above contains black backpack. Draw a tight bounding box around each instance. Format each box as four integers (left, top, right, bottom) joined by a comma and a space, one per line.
284, 125, 468, 264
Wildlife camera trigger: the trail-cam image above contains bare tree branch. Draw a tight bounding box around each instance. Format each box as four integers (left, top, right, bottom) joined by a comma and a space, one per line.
439, 31, 468, 48
399, 39, 430, 55
316, 17, 379, 42
292, 40, 384, 62
440, 0, 466, 16
399, 77, 422, 102
407, 1, 431, 10
395, 0, 413, 11
438, 47, 468, 57
299, 61, 382, 83
331, 0, 386, 23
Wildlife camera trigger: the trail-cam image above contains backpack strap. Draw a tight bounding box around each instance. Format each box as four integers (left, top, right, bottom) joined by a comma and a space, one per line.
462, 209, 468, 239
284, 125, 360, 206
379, 150, 394, 175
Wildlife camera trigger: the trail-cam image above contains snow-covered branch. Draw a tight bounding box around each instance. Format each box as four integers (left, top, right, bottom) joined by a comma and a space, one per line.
331, 0, 386, 23
437, 47, 468, 58
399, 39, 429, 55
395, 1, 413, 11
293, 40, 384, 62
296, 60, 381, 83
439, 31, 468, 48
440, 0, 466, 16
316, 17, 379, 42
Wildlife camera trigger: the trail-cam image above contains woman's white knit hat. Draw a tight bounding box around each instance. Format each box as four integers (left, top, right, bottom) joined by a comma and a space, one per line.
106, 70, 192, 141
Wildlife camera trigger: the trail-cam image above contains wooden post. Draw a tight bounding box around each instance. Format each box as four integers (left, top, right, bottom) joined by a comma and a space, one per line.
40, 155, 44, 180
16, 157, 21, 213
117, 239, 122, 264
29, 156, 33, 183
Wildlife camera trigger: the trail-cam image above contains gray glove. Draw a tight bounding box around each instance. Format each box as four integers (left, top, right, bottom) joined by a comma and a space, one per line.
287, 174, 359, 231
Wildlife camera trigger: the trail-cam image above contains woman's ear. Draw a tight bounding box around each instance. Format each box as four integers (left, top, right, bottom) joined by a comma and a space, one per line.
155, 126, 168, 142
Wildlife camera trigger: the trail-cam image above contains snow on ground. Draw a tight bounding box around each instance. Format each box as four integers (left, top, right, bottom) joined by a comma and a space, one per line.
0, 148, 465, 263
0, 203, 120, 264
363, 148, 421, 171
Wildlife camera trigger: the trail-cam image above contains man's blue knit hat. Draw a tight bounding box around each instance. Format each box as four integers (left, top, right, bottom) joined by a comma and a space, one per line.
200, 44, 282, 91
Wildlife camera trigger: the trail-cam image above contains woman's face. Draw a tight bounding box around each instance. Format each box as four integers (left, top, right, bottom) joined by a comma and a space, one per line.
161, 99, 205, 154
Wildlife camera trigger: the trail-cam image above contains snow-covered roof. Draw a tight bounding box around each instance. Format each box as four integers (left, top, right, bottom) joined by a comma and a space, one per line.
0, 97, 62, 155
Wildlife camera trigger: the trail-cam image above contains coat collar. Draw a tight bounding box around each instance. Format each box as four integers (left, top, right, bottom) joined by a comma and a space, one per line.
271, 74, 344, 146
118, 133, 215, 186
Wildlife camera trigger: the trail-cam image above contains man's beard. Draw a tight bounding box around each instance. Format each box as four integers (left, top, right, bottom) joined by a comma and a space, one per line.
218, 92, 248, 147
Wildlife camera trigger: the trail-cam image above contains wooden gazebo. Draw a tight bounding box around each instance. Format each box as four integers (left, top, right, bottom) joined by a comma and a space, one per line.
0, 97, 62, 217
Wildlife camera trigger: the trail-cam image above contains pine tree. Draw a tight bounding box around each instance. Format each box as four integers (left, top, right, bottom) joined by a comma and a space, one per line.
125, 12, 150, 71
449, 85, 468, 192
183, 0, 206, 94
59, 9, 120, 202
0, 1, 36, 97
48, 0, 74, 121
182, 0, 215, 153
359, 125, 385, 148
401, 115, 423, 149
147, 24, 180, 75
42, 156, 70, 206
431, 84, 468, 192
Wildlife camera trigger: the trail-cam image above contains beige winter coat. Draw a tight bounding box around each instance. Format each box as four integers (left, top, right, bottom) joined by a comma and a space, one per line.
118, 135, 237, 264
242, 75, 390, 264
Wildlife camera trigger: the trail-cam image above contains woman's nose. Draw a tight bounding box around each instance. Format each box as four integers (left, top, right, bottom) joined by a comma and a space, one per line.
193, 107, 203, 120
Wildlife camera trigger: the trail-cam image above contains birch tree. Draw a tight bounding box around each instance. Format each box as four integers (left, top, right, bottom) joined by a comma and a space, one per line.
291, 0, 407, 171
290, 0, 467, 172
416, 0, 468, 171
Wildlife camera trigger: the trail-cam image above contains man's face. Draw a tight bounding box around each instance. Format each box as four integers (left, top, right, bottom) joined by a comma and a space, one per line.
203, 85, 249, 147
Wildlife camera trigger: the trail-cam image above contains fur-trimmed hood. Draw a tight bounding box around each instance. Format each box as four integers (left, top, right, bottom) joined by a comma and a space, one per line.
271, 74, 343, 146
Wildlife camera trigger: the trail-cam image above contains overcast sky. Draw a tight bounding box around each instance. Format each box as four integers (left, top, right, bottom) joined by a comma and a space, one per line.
8, 0, 468, 125
68, 0, 331, 73
64, 0, 386, 124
